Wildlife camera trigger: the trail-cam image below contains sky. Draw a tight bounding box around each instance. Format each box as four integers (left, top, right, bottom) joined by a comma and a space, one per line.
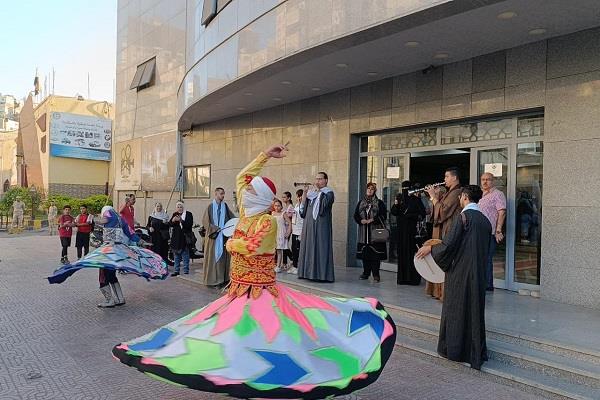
0, 0, 117, 103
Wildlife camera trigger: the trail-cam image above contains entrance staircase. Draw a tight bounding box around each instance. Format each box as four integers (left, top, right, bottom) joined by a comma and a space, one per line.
283, 281, 600, 400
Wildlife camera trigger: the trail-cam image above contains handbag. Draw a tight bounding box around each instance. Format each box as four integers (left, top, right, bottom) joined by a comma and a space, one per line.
371, 216, 389, 243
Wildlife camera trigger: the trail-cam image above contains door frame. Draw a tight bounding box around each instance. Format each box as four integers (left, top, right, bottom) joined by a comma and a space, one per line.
470, 144, 514, 290
355, 114, 544, 291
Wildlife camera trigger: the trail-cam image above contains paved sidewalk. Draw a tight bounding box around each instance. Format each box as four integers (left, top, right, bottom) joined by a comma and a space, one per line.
0, 234, 546, 400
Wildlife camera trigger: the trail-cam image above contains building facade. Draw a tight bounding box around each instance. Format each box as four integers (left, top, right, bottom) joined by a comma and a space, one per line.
0, 94, 20, 132
113, 0, 185, 218
18, 95, 114, 197
0, 130, 18, 194
115, 0, 600, 309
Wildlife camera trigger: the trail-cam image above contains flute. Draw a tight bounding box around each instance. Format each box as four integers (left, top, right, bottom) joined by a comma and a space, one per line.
408, 182, 445, 195
293, 182, 313, 187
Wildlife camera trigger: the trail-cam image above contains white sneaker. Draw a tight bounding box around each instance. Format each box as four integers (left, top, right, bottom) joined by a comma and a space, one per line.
274, 266, 282, 273
287, 267, 298, 274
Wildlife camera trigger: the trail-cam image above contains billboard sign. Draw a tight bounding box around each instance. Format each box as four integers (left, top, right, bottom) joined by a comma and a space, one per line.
49, 112, 112, 161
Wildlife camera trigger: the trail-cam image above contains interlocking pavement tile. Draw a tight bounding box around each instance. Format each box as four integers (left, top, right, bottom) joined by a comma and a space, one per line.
0, 235, 547, 400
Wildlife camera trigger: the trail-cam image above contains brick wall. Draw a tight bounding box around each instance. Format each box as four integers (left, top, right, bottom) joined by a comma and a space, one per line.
48, 183, 107, 198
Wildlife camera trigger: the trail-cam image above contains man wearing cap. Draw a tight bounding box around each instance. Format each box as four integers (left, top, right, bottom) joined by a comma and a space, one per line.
298, 171, 335, 282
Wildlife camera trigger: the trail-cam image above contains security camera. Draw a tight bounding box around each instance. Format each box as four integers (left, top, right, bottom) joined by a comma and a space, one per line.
422, 65, 436, 75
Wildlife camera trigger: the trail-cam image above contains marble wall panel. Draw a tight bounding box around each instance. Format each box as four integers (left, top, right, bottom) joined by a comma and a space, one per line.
545, 70, 600, 142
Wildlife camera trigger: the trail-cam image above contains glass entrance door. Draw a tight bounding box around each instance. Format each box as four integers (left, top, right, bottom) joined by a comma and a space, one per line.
514, 142, 543, 287
475, 143, 543, 291
476, 147, 510, 289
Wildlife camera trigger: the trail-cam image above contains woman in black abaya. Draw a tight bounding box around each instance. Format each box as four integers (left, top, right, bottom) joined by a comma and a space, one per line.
391, 181, 425, 285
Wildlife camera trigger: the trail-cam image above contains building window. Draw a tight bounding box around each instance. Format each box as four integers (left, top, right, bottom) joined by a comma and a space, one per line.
202, 0, 232, 26
517, 116, 544, 138
360, 128, 437, 152
441, 118, 513, 145
183, 165, 211, 198
130, 57, 156, 91
40, 135, 47, 153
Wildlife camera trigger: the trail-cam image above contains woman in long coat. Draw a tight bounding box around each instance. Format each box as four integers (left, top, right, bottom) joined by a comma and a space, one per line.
147, 202, 170, 263
354, 182, 387, 282
391, 181, 425, 285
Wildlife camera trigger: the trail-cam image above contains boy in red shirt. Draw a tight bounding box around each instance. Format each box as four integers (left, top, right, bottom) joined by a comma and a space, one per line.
75, 204, 93, 259
58, 205, 75, 264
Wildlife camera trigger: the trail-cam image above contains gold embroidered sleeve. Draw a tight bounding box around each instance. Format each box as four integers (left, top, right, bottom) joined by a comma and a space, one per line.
226, 215, 277, 256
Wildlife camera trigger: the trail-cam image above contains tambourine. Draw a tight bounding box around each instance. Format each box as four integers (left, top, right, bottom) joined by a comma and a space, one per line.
414, 239, 445, 283
221, 218, 239, 237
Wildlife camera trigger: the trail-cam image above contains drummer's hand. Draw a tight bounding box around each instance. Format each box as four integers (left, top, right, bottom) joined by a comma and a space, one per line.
415, 245, 432, 259
264, 144, 287, 158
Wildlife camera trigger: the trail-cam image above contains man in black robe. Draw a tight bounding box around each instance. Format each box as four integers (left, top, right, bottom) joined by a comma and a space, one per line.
416, 185, 491, 370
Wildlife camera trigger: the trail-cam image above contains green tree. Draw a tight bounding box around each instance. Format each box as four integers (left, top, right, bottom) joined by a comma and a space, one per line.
0, 187, 33, 214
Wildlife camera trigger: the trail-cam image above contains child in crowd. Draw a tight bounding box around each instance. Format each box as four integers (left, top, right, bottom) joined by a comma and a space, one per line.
272, 198, 291, 273
58, 205, 75, 264
75, 204, 94, 259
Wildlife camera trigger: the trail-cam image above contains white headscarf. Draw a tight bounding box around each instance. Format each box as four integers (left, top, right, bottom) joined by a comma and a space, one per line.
175, 201, 187, 221
242, 176, 275, 217
151, 202, 169, 221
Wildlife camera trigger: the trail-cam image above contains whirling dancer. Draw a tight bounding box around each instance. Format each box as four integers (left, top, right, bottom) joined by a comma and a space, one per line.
48, 206, 168, 308
112, 145, 397, 399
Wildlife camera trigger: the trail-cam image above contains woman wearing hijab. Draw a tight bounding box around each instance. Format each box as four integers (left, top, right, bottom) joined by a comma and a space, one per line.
169, 201, 194, 276
113, 145, 396, 399
391, 180, 426, 285
147, 202, 170, 264
354, 182, 387, 282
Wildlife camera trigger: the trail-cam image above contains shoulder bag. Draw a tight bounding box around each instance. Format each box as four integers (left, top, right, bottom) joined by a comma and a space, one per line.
371, 216, 389, 243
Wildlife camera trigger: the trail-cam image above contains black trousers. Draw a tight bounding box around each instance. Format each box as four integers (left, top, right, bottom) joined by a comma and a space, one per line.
76, 232, 90, 259
60, 237, 71, 257
99, 269, 118, 288
291, 234, 301, 268
362, 259, 381, 278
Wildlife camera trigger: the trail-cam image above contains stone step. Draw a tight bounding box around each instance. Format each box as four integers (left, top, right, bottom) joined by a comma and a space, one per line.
387, 303, 600, 367
281, 279, 600, 399
397, 333, 599, 400
391, 309, 600, 385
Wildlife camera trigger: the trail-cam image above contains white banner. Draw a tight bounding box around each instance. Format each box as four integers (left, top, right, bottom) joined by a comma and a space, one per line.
49, 112, 112, 161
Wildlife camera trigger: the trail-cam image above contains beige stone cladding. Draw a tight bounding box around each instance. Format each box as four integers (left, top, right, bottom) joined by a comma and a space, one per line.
181, 28, 600, 308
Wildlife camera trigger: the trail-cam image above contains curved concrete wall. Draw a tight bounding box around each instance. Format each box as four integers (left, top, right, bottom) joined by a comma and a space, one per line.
179, 0, 450, 117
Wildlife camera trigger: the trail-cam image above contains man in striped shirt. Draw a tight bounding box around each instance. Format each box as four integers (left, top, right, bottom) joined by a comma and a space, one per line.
478, 173, 507, 292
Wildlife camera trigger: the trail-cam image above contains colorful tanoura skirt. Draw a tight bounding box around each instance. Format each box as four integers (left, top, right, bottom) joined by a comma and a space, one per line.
112, 283, 396, 399
48, 243, 168, 284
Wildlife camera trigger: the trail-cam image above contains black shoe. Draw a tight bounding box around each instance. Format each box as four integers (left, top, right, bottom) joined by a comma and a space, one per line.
373, 276, 381, 282
171, 272, 179, 277
359, 274, 369, 280
60, 257, 66, 264
486, 287, 494, 292
183, 271, 189, 275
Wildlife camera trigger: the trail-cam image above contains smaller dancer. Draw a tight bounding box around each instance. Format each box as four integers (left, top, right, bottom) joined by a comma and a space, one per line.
48, 206, 167, 308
